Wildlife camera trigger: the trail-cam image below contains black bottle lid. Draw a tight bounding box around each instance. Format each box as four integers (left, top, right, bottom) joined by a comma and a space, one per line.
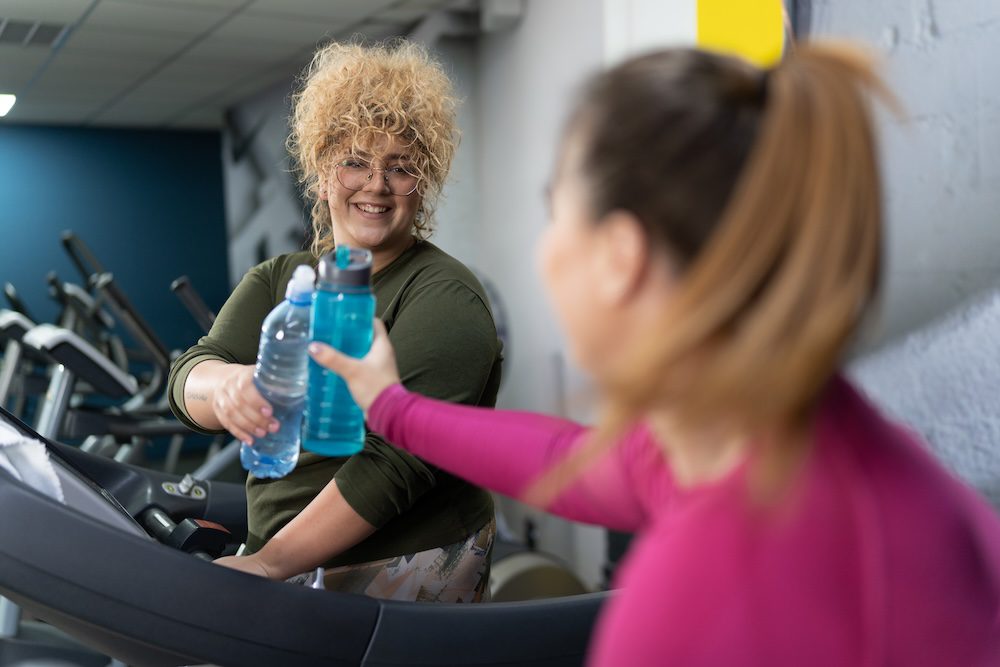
317, 246, 373, 289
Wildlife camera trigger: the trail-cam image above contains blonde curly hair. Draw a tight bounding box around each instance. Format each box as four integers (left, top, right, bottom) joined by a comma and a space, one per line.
288, 39, 458, 257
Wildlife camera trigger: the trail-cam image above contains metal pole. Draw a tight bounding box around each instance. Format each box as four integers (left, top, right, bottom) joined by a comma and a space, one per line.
191, 439, 241, 480
0, 339, 22, 407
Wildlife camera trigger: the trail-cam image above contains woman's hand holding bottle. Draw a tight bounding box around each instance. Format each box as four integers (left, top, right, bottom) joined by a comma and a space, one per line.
308, 318, 400, 415
213, 363, 278, 444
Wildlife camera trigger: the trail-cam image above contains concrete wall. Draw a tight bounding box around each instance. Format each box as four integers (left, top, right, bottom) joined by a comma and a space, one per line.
851, 287, 1000, 509
221, 77, 308, 287
807, 0, 1000, 344
471, 0, 608, 590
428, 37, 484, 271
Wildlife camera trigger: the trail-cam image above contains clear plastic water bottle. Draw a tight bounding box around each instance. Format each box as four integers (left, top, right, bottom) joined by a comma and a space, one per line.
240, 264, 315, 478
303, 246, 375, 456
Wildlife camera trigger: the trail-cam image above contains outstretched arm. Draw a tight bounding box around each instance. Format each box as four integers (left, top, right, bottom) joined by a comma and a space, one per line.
309, 322, 650, 532
169, 257, 285, 444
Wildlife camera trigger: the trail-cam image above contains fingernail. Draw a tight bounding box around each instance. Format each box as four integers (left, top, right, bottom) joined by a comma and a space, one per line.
268, 421, 280, 433
308, 342, 320, 355
254, 428, 266, 437
260, 406, 272, 416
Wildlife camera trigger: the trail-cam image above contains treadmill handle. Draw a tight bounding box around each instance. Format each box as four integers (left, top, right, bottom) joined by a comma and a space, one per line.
140, 507, 230, 560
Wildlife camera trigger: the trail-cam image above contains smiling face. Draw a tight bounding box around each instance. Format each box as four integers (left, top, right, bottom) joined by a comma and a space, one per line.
321, 134, 422, 264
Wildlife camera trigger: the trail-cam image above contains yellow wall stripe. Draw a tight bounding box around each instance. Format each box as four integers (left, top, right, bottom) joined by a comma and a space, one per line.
697, 0, 785, 67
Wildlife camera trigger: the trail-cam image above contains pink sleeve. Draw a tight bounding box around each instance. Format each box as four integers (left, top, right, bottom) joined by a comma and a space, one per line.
368, 384, 651, 531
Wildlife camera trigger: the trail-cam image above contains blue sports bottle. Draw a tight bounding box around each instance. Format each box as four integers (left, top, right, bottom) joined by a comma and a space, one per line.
303, 246, 375, 456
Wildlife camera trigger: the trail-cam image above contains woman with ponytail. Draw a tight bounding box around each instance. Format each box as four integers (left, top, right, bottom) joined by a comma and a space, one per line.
309, 43, 1000, 665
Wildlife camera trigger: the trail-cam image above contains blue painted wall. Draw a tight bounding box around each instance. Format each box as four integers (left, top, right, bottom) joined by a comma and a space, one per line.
0, 125, 228, 352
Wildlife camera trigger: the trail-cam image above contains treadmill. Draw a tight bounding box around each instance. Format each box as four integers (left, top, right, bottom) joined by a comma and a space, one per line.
0, 406, 608, 666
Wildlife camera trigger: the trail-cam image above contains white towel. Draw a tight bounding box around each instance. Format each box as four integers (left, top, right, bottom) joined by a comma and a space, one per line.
0, 418, 64, 504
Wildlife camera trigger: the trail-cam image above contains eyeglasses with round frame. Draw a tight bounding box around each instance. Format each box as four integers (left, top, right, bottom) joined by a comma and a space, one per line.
334, 157, 420, 196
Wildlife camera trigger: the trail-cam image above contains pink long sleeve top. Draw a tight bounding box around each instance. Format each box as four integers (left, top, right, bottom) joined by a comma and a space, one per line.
368, 375, 1000, 666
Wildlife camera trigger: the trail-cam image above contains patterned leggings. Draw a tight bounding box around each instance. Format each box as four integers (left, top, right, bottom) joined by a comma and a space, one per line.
302, 518, 495, 603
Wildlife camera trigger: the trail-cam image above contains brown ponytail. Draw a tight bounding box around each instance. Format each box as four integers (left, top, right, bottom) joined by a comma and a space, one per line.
530, 42, 897, 503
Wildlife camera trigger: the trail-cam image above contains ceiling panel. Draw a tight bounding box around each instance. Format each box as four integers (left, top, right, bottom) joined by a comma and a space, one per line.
166, 63, 299, 114
348, 21, 412, 42
0, 72, 32, 92
181, 34, 307, 64
377, 6, 438, 23
27, 75, 129, 99
210, 73, 292, 107
150, 61, 252, 87
0, 0, 93, 24
59, 25, 193, 59
0, 44, 51, 67
246, 0, 397, 23
0, 46, 47, 91
137, 71, 273, 108
21, 88, 113, 107
36, 52, 158, 83
28, 68, 143, 91
114, 0, 249, 10
0, 0, 445, 128
147, 70, 244, 97
95, 91, 212, 117
91, 103, 177, 127
6, 100, 104, 123
212, 13, 343, 45
101, 100, 202, 123
168, 107, 223, 130
130, 75, 237, 102
406, 0, 461, 6
86, 0, 230, 36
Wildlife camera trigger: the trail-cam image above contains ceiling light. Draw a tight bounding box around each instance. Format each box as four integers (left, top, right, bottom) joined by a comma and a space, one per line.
0, 94, 15, 116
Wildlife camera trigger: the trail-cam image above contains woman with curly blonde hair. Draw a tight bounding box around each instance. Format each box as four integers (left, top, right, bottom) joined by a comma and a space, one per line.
168, 40, 502, 602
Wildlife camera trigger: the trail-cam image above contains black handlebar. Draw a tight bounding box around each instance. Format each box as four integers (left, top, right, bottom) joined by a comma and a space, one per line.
93, 272, 171, 377
3, 282, 35, 321
60, 230, 107, 289
170, 276, 216, 335
140, 506, 228, 560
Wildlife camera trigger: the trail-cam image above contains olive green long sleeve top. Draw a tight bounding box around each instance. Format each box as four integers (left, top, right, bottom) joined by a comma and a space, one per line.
167, 241, 502, 567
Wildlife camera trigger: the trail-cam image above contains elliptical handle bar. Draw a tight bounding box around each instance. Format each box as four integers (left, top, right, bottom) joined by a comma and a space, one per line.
3, 282, 35, 321
92, 272, 171, 377
60, 230, 107, 290
169, 276, 216, 336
